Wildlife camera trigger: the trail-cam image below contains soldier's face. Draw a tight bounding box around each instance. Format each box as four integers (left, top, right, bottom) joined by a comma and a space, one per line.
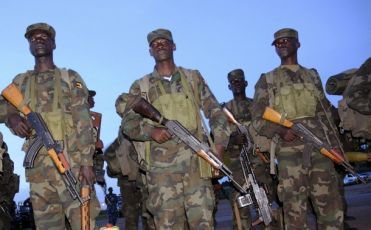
274, 37, 299, 59
228, 78, 247, 94
28, 30, 55, 57
149, 38, 175, 62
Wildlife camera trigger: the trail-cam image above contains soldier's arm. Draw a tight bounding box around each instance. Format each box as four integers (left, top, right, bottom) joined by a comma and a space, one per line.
195, 71, 228, 147
69, 70, 95, 166
119, 80, 156, 142
251, 74, 287, 138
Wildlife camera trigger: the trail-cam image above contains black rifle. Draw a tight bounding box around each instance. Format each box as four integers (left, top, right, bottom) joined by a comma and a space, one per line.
223, 107, 272, 225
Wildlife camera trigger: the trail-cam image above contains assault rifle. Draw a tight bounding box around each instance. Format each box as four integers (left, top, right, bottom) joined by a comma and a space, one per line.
223, 107, 272, 225
262, 107, 366, 184
2, 83, 89, 205
131, 98, 247, 194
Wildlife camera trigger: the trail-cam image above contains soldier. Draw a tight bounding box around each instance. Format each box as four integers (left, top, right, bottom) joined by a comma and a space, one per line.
119, 28, 229, 229
0, 22, 100, 228
88, 89, 106, 187
251, 28, 344, 229
0, 132, 20, 229
104, 131, 155, 230
105, 187, 118, 226
223, 69, 280, 229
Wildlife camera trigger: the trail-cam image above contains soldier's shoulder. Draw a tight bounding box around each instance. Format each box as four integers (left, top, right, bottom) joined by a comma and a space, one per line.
12, 70, 33, 84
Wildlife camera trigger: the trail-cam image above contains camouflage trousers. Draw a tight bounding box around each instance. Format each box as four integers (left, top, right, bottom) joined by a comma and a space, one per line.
29, 178, 101, 229
146, 169, 215, 230
119, 176, 155, 230
276, 145, 344, 230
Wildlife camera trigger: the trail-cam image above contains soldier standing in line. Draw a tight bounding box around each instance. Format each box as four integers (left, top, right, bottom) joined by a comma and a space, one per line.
0, 22, 100, 229
223, 69, 280, 229
112, 92, 155, 230
0, 132, 20, 229
251, 28, 344, 229
105, 187, 118, 226
119, 28, 229, 229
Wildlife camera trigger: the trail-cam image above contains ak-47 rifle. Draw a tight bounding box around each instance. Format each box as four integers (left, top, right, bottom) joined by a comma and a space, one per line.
262, 107, 366, 184
2, 83, 89, 205
131, 98, 247, 194
223, 107, 272, 226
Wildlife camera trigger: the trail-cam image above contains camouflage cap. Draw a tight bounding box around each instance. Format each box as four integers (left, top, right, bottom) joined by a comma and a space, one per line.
227, 69, 245, 81
25, 22, 56, 39
271, 28, 298, 45
147, 28, 173, 45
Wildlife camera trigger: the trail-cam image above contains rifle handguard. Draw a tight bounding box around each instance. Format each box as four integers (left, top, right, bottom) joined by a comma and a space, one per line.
2, 84, 31, 115
262, 107, 293, 128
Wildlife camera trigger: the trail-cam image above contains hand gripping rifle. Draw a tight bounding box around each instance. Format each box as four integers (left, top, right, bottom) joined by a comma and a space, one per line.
2, 84, 89, 205
223, 108, 272, 225
262, 107, 366, 184
131, 98, 247, 194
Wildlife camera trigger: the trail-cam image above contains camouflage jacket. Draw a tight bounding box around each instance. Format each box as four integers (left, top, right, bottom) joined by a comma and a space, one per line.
225, 97, 253, 159
0, 68, 95, 181
120, 66, 228, 173
344, 71, 371, 115
252, 65, 341, 149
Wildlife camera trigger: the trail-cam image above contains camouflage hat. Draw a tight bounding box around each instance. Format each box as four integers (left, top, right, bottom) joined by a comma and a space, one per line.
271, 28, 298, 45
25, 22, 56, 39
88, 90, 96, 97
227, 69, 245, 81
147, 28, 173, 45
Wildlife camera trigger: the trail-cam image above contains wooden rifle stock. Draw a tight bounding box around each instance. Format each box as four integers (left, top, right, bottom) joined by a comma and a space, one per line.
81, 186, 90, 230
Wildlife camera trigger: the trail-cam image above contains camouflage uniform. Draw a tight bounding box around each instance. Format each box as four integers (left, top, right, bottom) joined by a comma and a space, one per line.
0, 133, 20, 229
224, 69, 279, 229
252, 28, 344, 229
0, 23, 100, 229
344, 57, 371, 115
252, 62, 344, 229
121, 65, 228, 229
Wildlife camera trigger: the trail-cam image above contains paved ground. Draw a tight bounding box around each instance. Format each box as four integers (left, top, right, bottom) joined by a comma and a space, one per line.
97, 182, 371, 229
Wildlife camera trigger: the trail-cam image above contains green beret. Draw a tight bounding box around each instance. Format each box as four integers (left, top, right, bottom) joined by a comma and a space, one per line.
25, 22, 56, 39
228, 69, 245, 81
271, 28, 298, 45
147, 28, 173, 45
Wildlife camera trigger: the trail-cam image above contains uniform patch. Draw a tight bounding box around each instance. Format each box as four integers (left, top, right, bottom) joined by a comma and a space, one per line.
75, 82, 83, 89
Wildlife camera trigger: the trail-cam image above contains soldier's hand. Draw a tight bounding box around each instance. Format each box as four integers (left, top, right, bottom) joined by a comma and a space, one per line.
278, 128, 297, 142
151, 127, 172, 143
6, 113, 32, 138
214, 144, 225, 160
79, 166, 96, 187
96, 171, 106, 187
229, 131, 246, 145
96, 139, 104, 149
